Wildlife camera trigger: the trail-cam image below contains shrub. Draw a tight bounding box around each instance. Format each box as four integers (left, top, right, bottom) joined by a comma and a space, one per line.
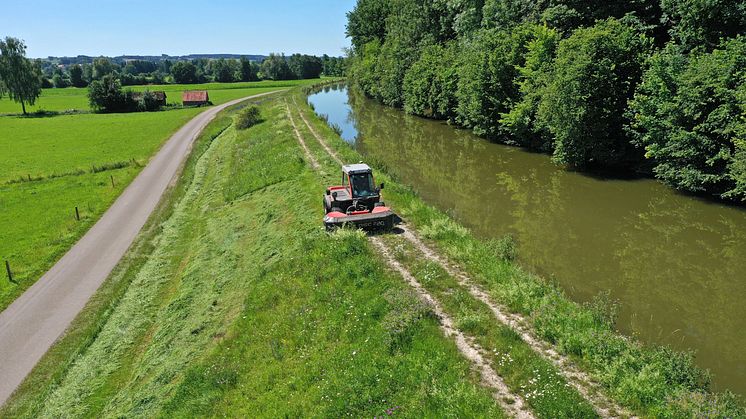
456, 26, 534, 140
402, 42, 459, 120
493, 234, 517, 261
88, 74, 137, 113
235, 105, 262, 130
628, 37, 746, 200
538, 17, 653, 169
499, 24, 560, 151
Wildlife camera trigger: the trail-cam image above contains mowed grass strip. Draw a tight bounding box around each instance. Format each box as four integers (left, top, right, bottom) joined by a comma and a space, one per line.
2, 96, 505, 417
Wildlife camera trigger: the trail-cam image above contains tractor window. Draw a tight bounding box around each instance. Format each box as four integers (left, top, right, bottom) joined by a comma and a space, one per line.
350, 173, 375, 198
342, 173, 348, 187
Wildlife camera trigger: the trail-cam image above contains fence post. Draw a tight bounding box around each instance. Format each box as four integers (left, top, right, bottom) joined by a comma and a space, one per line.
75, 206, 80, 221
110, 175, 115, 188
5, 260, 13, 283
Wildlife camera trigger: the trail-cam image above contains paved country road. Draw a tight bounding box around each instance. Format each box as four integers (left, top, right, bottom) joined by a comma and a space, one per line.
0, 91, 280, 406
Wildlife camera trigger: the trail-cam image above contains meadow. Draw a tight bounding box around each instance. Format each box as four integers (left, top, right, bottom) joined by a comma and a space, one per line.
0, 80, 321, 312
1, 97, 505, 418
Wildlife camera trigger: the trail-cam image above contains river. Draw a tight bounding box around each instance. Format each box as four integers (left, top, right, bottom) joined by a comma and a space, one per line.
308, 83, 746, 395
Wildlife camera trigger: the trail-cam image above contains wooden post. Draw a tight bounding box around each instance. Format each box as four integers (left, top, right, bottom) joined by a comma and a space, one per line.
5, 260, 13, 283
75, 206, 80, 221
110, 175, 115, 188
27, 174, 31, 182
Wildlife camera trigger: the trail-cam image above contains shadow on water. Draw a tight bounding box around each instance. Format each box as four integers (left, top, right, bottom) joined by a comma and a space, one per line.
308, 84, 746, 396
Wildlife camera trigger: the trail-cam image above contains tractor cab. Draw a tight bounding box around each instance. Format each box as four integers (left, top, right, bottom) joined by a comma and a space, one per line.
325, 163, 382, 213
323, 163, 396, 231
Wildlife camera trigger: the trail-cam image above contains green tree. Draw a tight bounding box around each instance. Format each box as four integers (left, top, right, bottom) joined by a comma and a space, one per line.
402, 42, 460, 120
661, 0, 746, 50
346, 0, 392, 51
0, 37, 43, 115
538, 18, 652, 169
88, 74, 135, 112
211, 59, 236, 83
92, 58, 117, 80
288, 54, 323, 79
171, 61, 198, 84
239, 57, 258, 81
69, 64, 87, 87
52, 73, 70, 88
260, 53, 294, 80
500, 24, 559, 150
629, 37, 746, 200
455, 27, 534, 139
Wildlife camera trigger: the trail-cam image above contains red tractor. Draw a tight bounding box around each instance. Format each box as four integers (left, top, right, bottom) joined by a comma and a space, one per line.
323, 163, 396, 231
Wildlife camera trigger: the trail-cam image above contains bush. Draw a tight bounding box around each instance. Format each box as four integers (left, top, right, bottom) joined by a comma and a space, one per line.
402, 42, 459, 120
235, 105, 262, 130
88, 74, 137, 112
538, 18, 653, 169
499, 24, 560, 151
456, 27, 529, 140
629, 37, 746, 200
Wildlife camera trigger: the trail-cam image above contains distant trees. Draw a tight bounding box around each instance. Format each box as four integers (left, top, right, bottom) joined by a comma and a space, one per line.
321, 54, 347, 77
239, 57, 259, 81
261, 53, 294, 80
288, 54, 323, 79
170, 61, 198, 84
69, 64, 87, 87
0, 37, 42, 114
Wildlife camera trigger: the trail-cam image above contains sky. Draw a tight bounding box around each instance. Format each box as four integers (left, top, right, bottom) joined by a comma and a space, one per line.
1, 0, 357, 58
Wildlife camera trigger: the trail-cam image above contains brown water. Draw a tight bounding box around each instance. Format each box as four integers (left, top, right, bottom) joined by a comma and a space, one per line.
308, 84, 746, 395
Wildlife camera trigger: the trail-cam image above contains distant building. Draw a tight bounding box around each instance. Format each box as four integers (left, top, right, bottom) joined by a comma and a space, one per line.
182, 90, 210, 106
131, 91, 167, 106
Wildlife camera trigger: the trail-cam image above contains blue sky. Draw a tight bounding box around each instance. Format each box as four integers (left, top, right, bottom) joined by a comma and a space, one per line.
1, 0, 357, 58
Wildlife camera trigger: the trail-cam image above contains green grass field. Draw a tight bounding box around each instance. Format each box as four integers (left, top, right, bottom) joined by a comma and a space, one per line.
1, 96, 505, 418
0, 81, 321, 312
0, 79, 324, 114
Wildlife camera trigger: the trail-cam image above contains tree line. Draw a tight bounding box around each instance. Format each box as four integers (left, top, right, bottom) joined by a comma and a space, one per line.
346, 0, 746, 203
42, 53, 345, 87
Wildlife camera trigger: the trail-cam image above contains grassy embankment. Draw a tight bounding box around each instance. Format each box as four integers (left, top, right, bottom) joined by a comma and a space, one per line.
293, 86, 746, 417
0, 80, 320, 312
1, 94, 505, 418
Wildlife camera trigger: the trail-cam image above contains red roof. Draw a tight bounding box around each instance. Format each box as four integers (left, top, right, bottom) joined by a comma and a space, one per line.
182, 90, 209, 102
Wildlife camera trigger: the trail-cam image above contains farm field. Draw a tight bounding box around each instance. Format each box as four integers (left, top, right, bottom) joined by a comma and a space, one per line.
3, 88, 742, 417
0, 81, 318, 312
0, 79, 324, 114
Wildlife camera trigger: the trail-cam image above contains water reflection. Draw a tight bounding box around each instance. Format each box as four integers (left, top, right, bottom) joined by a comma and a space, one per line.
308, 84, 746, 395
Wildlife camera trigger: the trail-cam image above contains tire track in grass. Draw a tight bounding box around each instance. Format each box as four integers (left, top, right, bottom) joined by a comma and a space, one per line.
293, 96, 344, 165
398, 228, 635, 419
290, 97, 637, 418
288, 97, 534, 418
284, 100, 319, 170
370, 236, 535, 418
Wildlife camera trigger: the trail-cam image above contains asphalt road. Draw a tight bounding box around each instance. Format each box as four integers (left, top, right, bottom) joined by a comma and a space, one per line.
0, 91, 279, 406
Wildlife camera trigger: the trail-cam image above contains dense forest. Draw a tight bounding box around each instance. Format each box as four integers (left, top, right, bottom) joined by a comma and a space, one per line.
346, 0, 746, 202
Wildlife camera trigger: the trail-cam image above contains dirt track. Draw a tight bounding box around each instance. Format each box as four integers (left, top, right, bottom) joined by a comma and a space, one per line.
0, 91, 279, 406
